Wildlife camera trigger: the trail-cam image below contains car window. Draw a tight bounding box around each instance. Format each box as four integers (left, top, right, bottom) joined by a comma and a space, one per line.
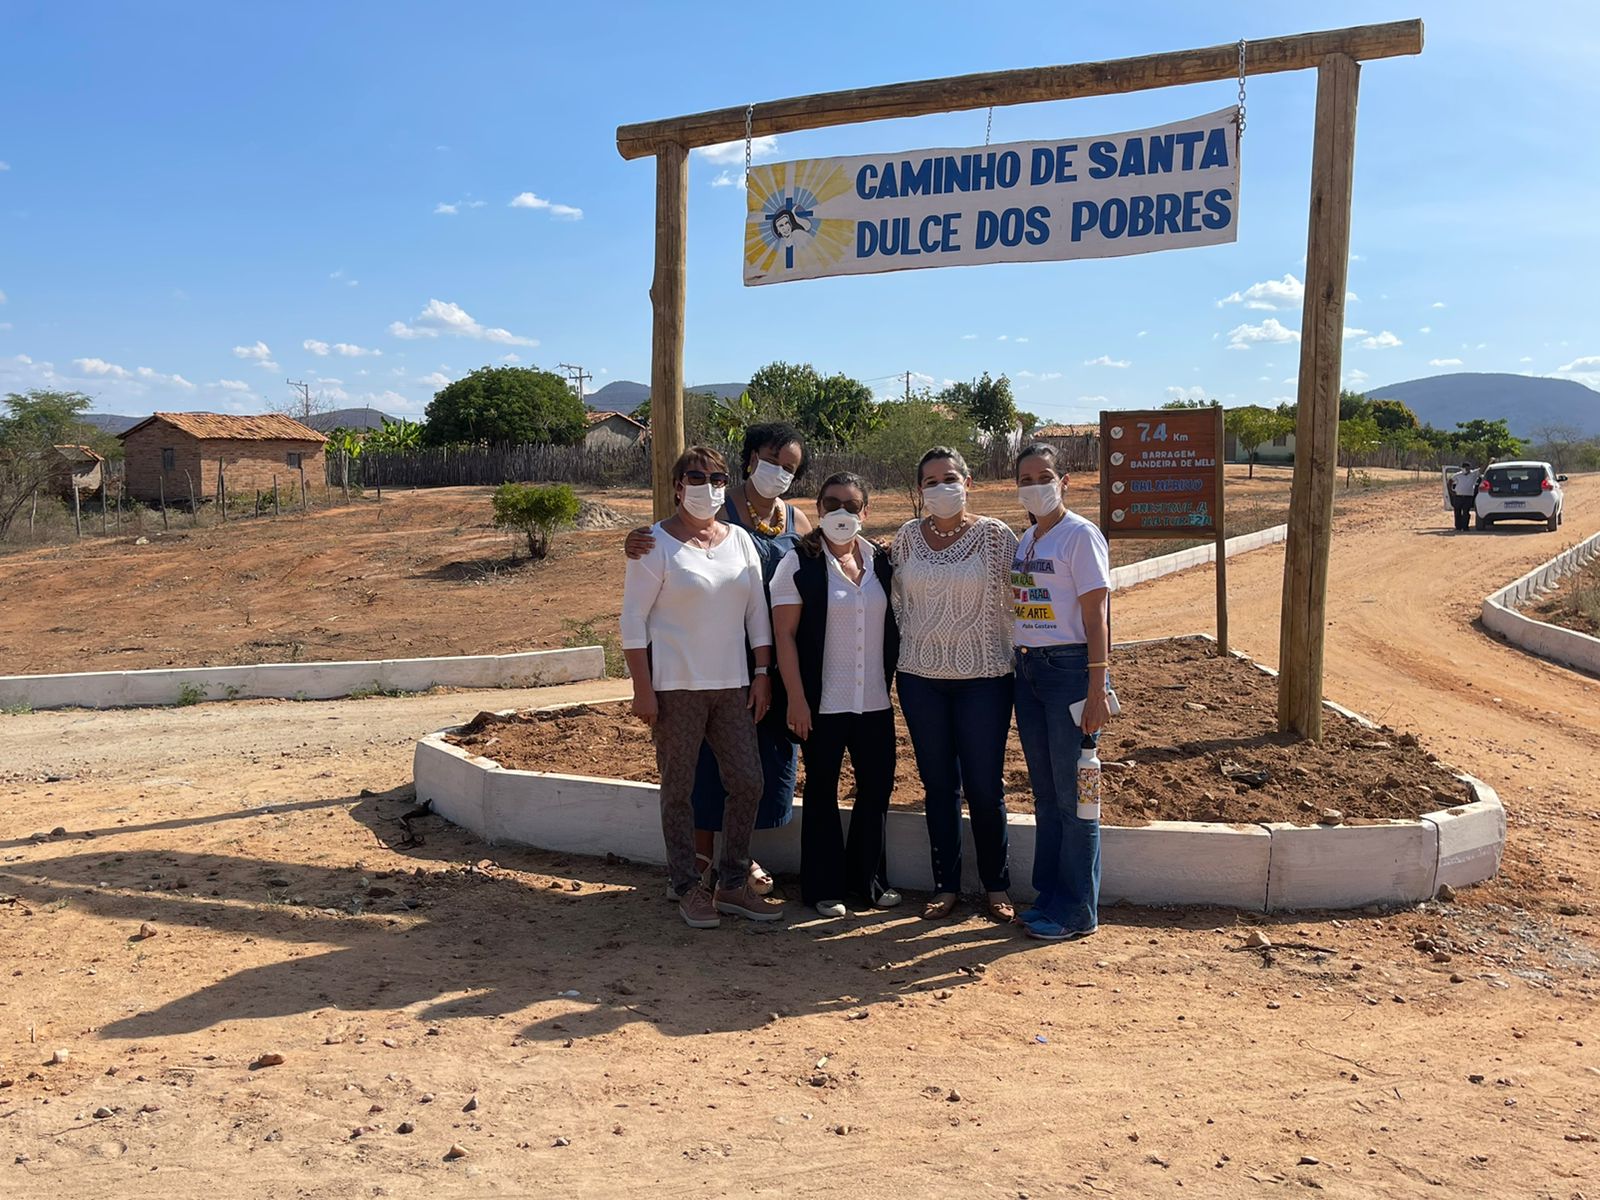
1484, 467, 1543, 495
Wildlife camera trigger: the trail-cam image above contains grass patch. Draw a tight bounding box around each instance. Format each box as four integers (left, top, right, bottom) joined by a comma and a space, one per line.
175, 682, 206, 707
562, 617, 627, 679
346, 684, 422, 700
1, 702, 33, 716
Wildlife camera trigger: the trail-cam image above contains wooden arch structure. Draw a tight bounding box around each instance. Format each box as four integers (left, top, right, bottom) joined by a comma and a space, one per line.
614, 20, 1424, 740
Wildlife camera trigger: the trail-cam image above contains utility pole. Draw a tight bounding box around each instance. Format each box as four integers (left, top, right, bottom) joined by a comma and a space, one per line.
559, 363, 593, 407
285, 379, 315, 421
904, 370, 912, 401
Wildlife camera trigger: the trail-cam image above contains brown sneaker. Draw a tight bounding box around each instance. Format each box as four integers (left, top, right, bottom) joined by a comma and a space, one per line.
715, 880, 785, 922
678, 884, 721, 929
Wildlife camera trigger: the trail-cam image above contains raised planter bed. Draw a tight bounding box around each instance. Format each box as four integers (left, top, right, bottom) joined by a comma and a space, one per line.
414, 636, 1504, 912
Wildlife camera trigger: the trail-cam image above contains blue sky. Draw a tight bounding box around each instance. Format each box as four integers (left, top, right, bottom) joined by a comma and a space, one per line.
2, 1, 1596, 423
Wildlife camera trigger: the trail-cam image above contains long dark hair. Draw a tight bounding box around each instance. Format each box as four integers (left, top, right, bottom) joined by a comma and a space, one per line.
799, 471, 870, 558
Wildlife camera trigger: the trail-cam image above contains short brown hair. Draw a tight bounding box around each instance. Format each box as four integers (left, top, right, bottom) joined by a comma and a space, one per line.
671, 445, 728, 485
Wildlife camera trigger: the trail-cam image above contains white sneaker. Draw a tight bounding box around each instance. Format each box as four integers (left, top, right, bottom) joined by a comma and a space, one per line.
874, 889, 904, 909
815, 900, 847, 919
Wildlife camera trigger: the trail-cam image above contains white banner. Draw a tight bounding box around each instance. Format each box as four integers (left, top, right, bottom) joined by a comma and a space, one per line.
744, 108, 1240, 286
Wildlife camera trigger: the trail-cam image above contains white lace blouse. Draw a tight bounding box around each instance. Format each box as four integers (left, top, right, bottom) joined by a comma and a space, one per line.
889, 516, 1019, 679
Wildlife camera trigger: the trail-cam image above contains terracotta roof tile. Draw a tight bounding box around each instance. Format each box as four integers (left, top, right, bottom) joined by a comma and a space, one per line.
118, 412, 328, 442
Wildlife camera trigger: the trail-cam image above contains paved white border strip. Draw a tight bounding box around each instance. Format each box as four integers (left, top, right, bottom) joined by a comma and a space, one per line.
1481, 529, 1600, 674
0, 646, 605, 711
412, 636, 1505, 912
1109, 524, 1287, 591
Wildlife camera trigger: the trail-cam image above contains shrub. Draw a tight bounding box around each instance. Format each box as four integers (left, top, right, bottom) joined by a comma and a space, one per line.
492, 482, 581, 560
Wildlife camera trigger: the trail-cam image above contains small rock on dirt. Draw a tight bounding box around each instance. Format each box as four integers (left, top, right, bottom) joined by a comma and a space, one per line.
250, 1052, 285, 1069
462, 1094, 479, 1113
1319, 809, 1344, 825
50, 826, 67, 837
552, 1136, 571, 1147
49, 1049, 69, 1065
1299, 1155, 1321, 1166
1436, 884, 1457, 902
1244, 929, 1272, 949
93, 1106, 114, 1119
397, 1121, 415, 1135
444, 1143, 468, 1160
1183, 701, 1209, 712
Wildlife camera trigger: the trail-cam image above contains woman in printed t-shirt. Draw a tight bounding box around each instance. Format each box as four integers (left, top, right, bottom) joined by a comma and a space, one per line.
890, 446, 1020, 923
1009, 442, 1112, 942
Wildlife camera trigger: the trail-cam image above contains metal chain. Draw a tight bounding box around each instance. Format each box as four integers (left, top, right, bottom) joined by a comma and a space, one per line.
744, 103, 754, 178
984, 105, 994, 146
1236, 38, 1248, 138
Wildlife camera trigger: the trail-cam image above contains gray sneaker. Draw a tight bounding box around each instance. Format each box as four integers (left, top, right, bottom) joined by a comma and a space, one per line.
678, 884, 721, 929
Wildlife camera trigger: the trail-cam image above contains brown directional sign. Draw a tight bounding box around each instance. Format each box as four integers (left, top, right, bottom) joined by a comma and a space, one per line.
1098, 407, 1223, 539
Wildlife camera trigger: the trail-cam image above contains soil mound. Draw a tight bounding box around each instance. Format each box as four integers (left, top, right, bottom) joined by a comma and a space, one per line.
573, 500, 631, 531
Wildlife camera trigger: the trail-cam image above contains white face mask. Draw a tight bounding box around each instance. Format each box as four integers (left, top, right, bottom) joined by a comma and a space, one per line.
820, 509, 861, 545
923, 481, 966, 520
749, 459, 795, 499
680, 483, 725, 521
1018, 481, 1063, 518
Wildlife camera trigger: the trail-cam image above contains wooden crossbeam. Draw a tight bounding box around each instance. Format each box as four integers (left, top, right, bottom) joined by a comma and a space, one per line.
615, 21, 1421, 159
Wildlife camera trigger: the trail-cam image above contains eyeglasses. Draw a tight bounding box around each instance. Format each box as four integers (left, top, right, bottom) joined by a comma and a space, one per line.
819, 496, 864, 514
682, 470, 730, 486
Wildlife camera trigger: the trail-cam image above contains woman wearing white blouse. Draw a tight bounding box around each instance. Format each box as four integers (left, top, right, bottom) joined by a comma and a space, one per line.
620, 446, 786, 930
890, 447, 1020, 922
770, 472, 903, 918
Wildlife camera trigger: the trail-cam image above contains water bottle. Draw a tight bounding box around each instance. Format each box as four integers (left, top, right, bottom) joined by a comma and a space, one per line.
1076, 737, 1101, 822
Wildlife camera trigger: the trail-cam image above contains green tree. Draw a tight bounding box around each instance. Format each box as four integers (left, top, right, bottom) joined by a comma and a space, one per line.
1338, 389, 1372, 422
1224, 405, 1294, 479
1451, 418, 1525, 464
630, 391, 715, 444
747, 361, 879, 444
1338, 414, 1382, 486
939, 372, 1019, 437
855, 395, 981, 512
0, 390, 95, 539
325, 428, 363, 498
491, 482, 581, 560
745, 361, 814, 422
1366, 397, 1420, 435
1160, 398, 1220, 410
364, 417, 423, 452
423, 366, 587, 446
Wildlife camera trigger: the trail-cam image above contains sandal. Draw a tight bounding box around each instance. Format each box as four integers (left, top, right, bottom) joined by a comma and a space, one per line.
986, 893, 1016, 924
921, 893, 959, 920
748, 860, 775, 897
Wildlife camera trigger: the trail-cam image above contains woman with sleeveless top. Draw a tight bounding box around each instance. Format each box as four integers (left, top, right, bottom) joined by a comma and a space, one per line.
625, 422, 810, 894
890, 446, 1019, 923
770, 472, 903, 917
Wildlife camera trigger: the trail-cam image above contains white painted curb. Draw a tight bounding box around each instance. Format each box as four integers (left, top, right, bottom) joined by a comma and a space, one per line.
412, 638, 1506, 913
1109, 524, 1287, 591
1481, 530, 1600, 674
0, 646, 605, 711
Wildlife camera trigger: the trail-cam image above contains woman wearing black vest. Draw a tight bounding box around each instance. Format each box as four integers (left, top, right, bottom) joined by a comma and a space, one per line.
771, 472, 902, 918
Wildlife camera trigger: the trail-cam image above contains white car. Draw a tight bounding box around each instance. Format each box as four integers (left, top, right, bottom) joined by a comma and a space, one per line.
1474, 460, 1567, 531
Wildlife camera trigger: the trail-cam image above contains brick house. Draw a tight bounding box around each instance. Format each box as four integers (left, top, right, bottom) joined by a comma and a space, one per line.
49, 445, 105, 500
582, 410, 648, 450
118, 412, 327, 504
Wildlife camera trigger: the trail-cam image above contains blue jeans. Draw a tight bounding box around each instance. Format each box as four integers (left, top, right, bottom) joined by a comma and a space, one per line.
897, 672, 1014, 894
1012, 645, 1100, 932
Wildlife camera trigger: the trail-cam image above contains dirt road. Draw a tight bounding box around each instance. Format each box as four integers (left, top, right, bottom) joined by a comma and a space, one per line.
1, 479, 1596, 1198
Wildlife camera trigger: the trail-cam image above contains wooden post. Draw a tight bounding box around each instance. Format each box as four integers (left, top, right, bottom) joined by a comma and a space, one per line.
114, 481, 121, 531
159, 476, 169, 531
218, 458, 227, 521
100, 489, 108, 534
29, 486, 37, 535
72, 484, 82, 538
649, 140, 689, 521
273, 475, 280, 517
1278, 53, 1360, 741
185, 470, 198, 525
1213, 403, 1229, 657
299, 465, 308, 511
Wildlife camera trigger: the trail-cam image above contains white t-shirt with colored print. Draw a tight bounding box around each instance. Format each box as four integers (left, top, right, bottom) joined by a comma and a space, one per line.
1011, 510, 1111, 648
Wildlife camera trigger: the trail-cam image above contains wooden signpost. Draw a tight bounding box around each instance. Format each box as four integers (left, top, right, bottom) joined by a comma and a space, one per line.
1099, 406, 1227, 654
617, 20, 1422, 740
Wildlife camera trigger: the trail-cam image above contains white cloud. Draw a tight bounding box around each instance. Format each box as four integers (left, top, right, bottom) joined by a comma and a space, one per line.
1346, 291, 1359, 303
1165, 385, 1207, 403
1519, 356, 1533, 364
419, 371, 452, 386
329, 269, 359, 288
502, 353, 521, 363
1136, 330, 1148, 338
213, 379, 252, 392
388, 299, 537, 347
434, 202, 459, 216
0, 288, 6, 303
1218, 273, 1303, 311
1084, 355, 1131, 368
1419, 326, 1432, 334
960, 333, 978, 341
1077, 394, 1108, 404
1428, 358, 1464, 367
1013, 370, 1063, 382
74, 357, 131, 379
1226, 318, 1299, 350
709, 170, 744, 190
1344, 368, 1369, 385
1359, 331, 1403, 349
303, 339, 330, 355
509, 192, 582, 220
12, 354, 29, 364
0, 161, 9, 171
1555, 354, 1600, 389
135, 366, 195, 389
1343, 326, 1369, 339
1431, 301, 1447, 309
1015, 336, 1030, 344
696, 137, 777, 165
997, 335, 1008, 341
322, 342, 380, 357
232, 340, 279, 370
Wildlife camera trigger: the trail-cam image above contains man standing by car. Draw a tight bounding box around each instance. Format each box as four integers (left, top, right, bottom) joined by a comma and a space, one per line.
1449, 461, 1478, 531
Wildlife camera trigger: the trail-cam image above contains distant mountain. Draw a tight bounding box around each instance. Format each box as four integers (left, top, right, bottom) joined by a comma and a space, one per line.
585, 379, 750, 413
305, 407, 393, 433
1364, 372, 1600, 438
82, 413, 143, 435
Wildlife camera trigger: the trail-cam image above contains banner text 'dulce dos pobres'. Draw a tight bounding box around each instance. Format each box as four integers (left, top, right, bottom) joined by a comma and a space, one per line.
743, 108, 1239, 286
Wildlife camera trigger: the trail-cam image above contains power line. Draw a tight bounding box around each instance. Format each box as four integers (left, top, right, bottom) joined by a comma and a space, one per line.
558, 363, 593, 405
